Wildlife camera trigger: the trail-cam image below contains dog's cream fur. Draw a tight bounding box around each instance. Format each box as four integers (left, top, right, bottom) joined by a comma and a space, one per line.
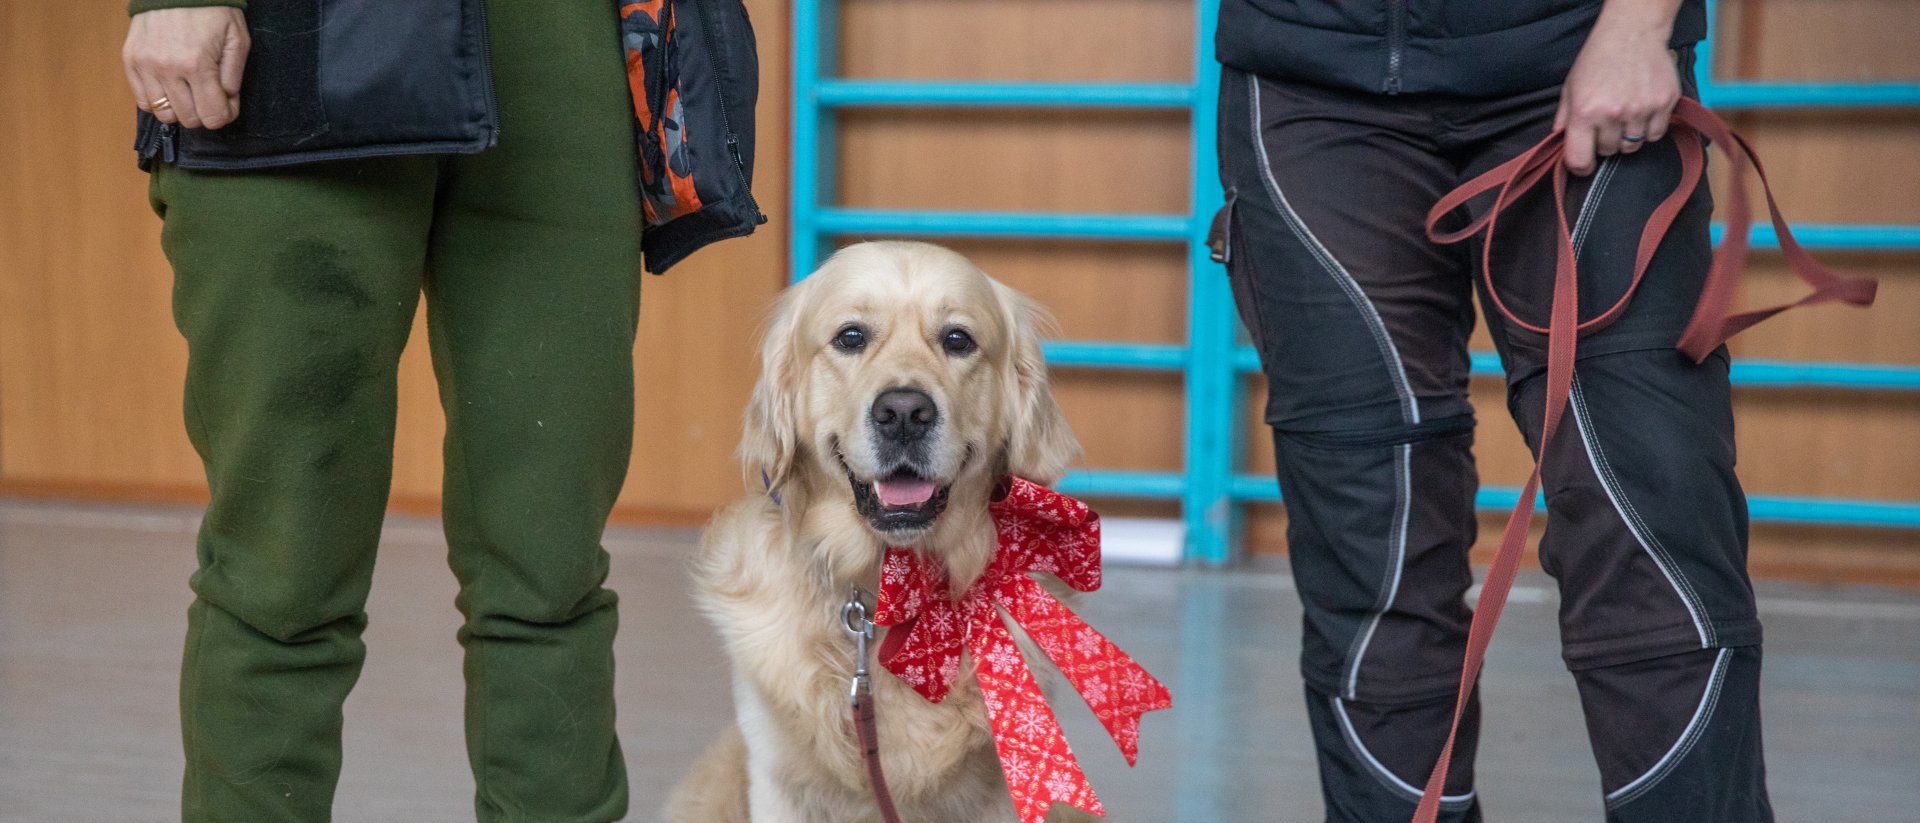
664, 242, 1099, 822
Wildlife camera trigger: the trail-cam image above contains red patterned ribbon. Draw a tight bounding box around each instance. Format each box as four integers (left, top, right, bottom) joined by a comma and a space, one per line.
873, 478, 1173, 823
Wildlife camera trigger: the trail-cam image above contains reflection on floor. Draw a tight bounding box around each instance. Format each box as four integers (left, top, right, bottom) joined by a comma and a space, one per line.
2, 499, 1917, 822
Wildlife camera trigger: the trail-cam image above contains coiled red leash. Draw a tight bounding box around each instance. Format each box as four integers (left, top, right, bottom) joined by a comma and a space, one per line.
1411, 97, 1876, 823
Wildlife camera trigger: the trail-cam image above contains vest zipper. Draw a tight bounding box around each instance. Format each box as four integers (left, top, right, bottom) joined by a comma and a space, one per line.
474, 0, 501, 147
693, 0, 764, 218
136, 116, 160, 162
137, 120, 178, 164
1384, 0, 1406, 94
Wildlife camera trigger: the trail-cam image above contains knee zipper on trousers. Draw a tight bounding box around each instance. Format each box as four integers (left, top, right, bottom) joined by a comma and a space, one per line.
1281, 414, 1475, 451
1605, 648, 1733, 808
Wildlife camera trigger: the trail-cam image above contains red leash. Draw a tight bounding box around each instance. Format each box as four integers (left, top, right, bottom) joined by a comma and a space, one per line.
1411, 97, 1875, 823
843, 588, 906, 823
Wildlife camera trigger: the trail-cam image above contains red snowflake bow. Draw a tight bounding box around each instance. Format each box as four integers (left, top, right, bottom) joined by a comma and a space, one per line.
873, 477, 1173, 823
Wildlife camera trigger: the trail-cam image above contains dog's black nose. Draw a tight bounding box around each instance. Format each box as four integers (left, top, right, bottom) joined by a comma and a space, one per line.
870, 388, 937, 442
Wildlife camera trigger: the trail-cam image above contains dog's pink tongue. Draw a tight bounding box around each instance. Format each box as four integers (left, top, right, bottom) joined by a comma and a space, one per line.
874, 478, 937, 507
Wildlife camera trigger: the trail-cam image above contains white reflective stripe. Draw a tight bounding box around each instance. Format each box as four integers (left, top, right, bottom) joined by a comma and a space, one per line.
1571, 379, 1715, 647
1332, 697, 1477, 807
1571, 156, 1621, 251
1244, 75, 1421, 702
1345, 443, 1412, 699
1564, 154, 1713, 647
1605, 648, 1734, 806
1244, 76, 1420, 426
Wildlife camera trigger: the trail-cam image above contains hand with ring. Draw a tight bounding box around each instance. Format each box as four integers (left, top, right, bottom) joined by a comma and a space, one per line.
1554, 0, 1683, 176
123, 7, 250, 130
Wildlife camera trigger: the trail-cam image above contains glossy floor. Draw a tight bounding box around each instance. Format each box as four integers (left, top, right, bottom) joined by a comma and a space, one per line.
2, 499, 1916, 821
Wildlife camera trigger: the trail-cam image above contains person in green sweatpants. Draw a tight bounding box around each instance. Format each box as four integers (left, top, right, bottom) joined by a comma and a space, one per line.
128, 1, 642, 820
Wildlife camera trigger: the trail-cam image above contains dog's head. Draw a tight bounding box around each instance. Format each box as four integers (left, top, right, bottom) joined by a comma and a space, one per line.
742, 241, 1080, 556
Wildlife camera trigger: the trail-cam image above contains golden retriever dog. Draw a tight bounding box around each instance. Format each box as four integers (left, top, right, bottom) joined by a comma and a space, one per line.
664, 241, 1101, 822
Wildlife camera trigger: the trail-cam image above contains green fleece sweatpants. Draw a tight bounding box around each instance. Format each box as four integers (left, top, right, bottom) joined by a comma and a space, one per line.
147, 2, 642, 821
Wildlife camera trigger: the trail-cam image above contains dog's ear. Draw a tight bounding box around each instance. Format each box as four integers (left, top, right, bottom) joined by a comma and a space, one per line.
997, 283, 1081, 485
741, 289, 804, 493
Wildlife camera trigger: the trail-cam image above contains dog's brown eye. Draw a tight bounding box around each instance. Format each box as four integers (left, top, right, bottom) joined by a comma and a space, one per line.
833, 326, 867, 352
942, 329, 976, 355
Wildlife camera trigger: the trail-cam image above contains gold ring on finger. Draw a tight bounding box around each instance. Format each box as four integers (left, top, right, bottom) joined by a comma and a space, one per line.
150, 96, 172, 112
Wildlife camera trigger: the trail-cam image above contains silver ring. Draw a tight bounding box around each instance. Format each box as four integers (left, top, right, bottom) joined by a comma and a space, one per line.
1621, 133, 1646, 143
841, 586, 873, 638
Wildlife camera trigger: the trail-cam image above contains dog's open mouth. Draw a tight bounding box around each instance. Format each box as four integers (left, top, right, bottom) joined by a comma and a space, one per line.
844, 462, 951, 534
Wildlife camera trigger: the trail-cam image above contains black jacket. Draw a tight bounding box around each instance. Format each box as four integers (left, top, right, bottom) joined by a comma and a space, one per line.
134, 0, 496, 170
134, 0, 764, 273
1216, 0, 1706, 97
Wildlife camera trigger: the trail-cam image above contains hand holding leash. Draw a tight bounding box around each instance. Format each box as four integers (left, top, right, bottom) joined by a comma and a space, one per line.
1413, 98, 1876, 823
1556, 0, 1684, 173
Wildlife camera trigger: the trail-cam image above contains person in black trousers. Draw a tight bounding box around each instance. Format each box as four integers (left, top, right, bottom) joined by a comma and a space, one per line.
1212, 1, 1771, 820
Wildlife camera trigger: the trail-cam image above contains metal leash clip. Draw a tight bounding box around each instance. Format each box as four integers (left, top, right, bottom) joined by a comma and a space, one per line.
841, 586, 875, 706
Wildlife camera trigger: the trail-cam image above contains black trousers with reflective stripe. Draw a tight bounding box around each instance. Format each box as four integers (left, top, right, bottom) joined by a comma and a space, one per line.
1215, 58, 1772, 822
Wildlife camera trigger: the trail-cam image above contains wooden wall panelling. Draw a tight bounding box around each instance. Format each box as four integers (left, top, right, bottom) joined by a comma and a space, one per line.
0, 1, 205, 498
1728, 0, 1920, 81
837, 0, 1192, 82
2, 0, 1915, 582
0, 1, 793, 526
